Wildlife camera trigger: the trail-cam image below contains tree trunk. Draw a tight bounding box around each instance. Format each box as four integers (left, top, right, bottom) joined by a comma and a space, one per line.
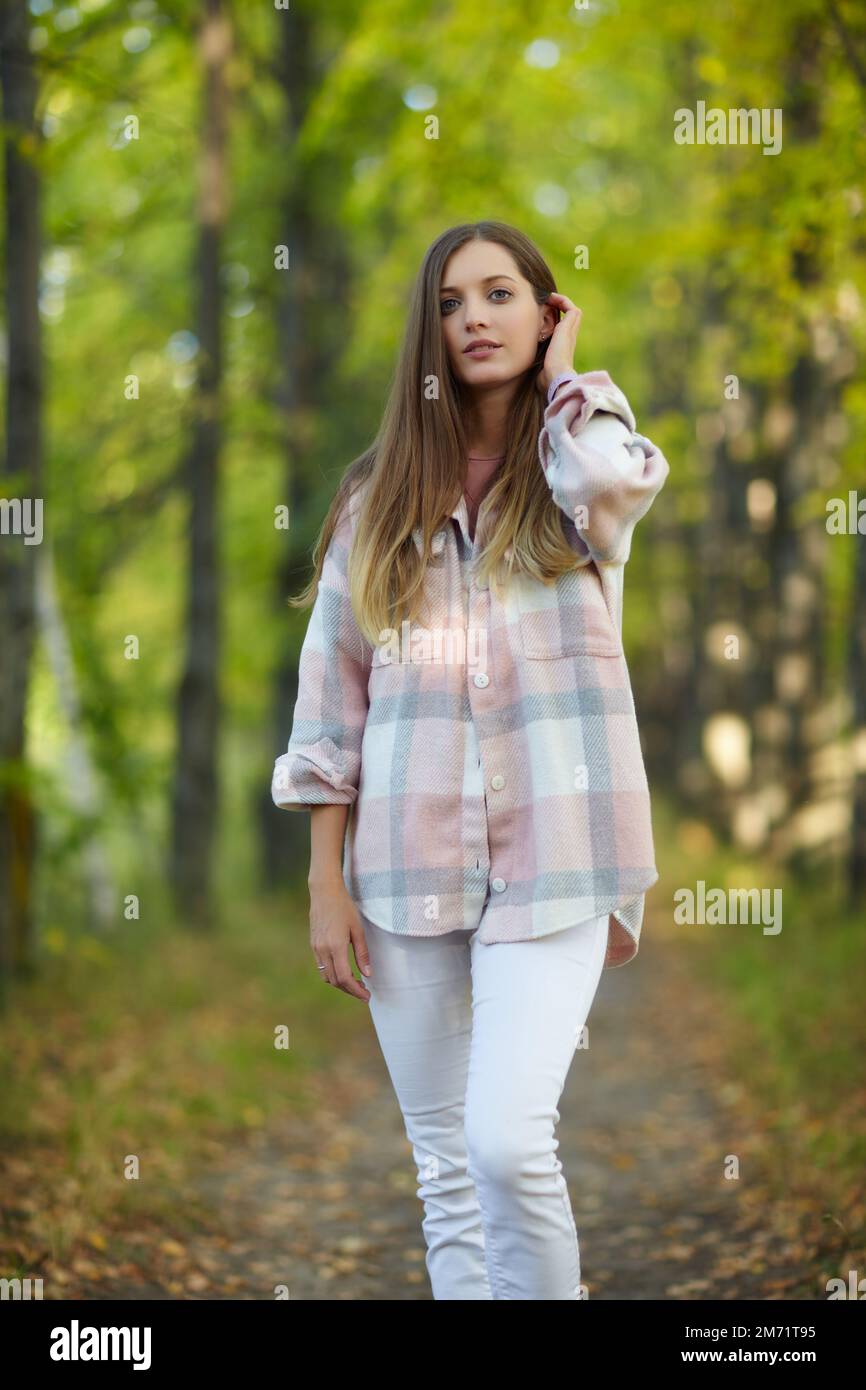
170, 0, 231, 928
259, 5, 354, 889
749, 17, 853, 869
35, 544, 115, 930
847, 521, 866, 903
0, 0, 43, 995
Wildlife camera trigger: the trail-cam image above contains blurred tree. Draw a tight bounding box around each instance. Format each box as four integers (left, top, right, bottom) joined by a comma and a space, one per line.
0, 0, 43, 993
170, 0, 231, 927
259, 3, 357, 890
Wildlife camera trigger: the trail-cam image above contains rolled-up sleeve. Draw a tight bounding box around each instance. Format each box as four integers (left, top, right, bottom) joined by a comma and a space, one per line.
271, 513, 371, 812
538, 369, 670, 565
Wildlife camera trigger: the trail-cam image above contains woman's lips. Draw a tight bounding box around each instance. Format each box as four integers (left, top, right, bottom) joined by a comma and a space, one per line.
463, 344, 501, 357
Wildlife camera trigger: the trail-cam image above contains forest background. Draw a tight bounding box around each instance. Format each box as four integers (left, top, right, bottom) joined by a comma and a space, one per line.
1, 0, 864, 1299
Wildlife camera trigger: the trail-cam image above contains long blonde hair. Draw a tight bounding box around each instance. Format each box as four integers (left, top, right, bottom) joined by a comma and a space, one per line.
289, 220, 581, 648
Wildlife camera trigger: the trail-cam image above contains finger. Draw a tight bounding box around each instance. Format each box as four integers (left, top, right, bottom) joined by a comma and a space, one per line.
547, 291, 581, 316
550, 304, 582, 339
311, 928, 330, 979
351, 922, 372, 978
316, 948, 338, 988
334, 942, 371, 1001
548, 300, 582, 359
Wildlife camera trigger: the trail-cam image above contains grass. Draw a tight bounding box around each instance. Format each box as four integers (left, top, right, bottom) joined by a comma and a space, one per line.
651, 793, 866, 1194
0, 866, 364, 1264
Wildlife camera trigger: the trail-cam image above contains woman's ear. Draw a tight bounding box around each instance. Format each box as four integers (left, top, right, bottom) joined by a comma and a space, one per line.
539, 302, 559, 341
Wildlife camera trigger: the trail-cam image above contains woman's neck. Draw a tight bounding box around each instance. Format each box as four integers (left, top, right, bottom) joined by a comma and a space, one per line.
462, 386, 510, 458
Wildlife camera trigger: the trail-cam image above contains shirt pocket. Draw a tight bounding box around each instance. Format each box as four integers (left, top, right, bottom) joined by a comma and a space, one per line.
516, 563, 623, 659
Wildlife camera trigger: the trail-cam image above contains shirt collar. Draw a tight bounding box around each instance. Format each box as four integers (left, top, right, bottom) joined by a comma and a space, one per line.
412, 493, 503, 558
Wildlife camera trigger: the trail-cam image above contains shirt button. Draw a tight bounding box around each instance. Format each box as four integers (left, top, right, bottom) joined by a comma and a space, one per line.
473, 673, 489, 688
490, 774, 505, 790
491, 877, 507, 892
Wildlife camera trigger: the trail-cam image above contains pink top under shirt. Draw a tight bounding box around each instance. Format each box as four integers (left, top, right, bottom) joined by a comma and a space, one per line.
461, 371, 575, 539
463, 453, 504, 540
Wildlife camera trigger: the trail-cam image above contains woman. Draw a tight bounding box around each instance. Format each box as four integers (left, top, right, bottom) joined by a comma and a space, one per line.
271, 221, 669, 1300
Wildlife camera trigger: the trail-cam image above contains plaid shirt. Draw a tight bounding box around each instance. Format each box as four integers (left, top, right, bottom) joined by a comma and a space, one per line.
272, 369, 669, 968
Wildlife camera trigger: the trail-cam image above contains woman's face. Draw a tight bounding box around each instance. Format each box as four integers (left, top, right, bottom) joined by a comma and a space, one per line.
439, 240, 556, 390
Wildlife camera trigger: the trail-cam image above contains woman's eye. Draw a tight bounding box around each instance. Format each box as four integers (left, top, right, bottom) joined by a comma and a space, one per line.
440, 288, 512, 315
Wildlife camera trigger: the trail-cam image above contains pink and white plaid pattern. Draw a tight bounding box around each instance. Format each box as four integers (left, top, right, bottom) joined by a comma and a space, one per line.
272, 370, 670, 968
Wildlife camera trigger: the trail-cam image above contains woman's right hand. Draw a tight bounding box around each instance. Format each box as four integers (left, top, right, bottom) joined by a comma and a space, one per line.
308, 878, 372, 1002
536, 291, 582, 397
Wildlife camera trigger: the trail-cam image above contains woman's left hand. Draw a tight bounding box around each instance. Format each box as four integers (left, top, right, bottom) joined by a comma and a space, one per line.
536, 292, 582, 396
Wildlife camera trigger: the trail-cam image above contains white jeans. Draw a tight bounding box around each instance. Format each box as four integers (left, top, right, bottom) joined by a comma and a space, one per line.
361, 911, 609, 1300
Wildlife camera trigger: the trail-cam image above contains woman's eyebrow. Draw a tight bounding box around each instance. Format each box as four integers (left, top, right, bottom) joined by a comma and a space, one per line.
440, 274, 518, 294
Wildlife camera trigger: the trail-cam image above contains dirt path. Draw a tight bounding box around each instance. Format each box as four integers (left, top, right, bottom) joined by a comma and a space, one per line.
78, 924, 831, 1300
